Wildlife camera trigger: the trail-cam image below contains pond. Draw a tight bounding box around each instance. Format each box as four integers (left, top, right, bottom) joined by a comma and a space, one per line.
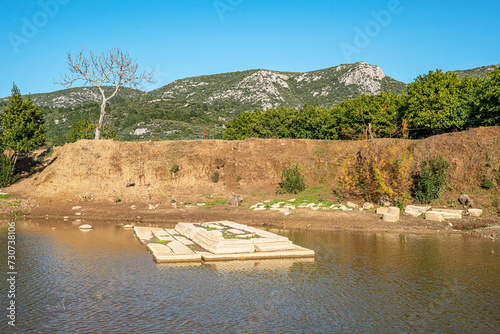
1, 219, 499, 333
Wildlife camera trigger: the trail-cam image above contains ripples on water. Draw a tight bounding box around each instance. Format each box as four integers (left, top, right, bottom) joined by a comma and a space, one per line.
1, 219, 499, 333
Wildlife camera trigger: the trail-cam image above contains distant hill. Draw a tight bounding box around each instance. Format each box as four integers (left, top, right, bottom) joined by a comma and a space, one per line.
147, 61, 406, 114
1, 62, 496, 141
453, 64, 498, 79
0, 86, 144, 109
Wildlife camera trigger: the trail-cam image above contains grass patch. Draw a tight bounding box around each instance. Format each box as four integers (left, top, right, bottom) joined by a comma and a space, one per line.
0, 194, 10, 199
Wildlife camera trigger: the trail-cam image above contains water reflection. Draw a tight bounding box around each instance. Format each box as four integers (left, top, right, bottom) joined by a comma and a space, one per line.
0, 219, 499, 333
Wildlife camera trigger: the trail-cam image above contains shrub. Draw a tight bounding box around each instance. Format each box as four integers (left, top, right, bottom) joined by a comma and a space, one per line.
211, 171, 220, 183
236, 175, 242, 182
341, 142, 413, 204
0, 154, 15, 187
413, 155, 450, 204
215, 158, 225, 169
276, 162, 306, 194
480, 176, 495, 190
171, 164, 179, 173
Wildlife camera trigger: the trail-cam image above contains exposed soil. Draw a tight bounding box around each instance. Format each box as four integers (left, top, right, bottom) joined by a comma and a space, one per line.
2, 127, 500, 241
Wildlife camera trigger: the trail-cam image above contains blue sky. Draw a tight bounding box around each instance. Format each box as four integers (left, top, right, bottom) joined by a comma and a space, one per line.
1, 0, 499, 98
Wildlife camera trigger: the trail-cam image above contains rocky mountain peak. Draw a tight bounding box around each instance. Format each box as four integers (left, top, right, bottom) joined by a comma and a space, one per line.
339, 62, 386, 94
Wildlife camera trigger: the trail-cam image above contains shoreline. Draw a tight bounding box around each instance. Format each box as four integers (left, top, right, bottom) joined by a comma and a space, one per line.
3, 194, 498, 241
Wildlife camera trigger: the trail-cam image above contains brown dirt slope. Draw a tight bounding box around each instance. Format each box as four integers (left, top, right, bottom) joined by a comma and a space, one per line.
8, 127, 500, 210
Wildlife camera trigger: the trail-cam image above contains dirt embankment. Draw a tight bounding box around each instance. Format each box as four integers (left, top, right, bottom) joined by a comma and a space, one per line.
3, 127, 500, 239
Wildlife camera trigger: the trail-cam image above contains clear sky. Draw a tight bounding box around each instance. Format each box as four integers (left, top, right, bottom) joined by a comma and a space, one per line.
1, 0, 499, 98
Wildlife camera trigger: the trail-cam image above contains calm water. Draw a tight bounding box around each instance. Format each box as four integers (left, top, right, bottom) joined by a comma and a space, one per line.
1, 219, 499, 333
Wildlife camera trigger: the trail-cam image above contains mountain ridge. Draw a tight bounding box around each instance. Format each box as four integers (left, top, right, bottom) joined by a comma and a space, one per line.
0, 62, 496, 141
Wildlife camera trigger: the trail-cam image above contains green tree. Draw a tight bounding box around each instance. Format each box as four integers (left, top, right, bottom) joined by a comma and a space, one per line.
403, 70, 478, 137
67, 119, 116, 143
334, 92, 403, 139
470, 66, 500, 126
0, 83, 46, 170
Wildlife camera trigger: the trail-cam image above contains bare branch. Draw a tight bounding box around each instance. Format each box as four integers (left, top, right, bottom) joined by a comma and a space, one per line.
54, 48, 156, 140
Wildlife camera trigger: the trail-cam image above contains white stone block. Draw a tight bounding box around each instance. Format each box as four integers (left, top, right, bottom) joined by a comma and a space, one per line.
467, 209, 483, 217
388, 207, 400, 215
405, 205, 431, 214
376, 207, 389, 214
404, 210, 420, 217
78, 224, 92, 229
426, 211, 444, 222
383, 213, 399, 222
346, 201, 359, 208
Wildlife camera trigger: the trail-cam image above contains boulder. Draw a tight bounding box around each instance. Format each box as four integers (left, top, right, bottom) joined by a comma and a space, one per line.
458, 194, 474, 208
228, 194, 244, 207
346, 201, 359, 208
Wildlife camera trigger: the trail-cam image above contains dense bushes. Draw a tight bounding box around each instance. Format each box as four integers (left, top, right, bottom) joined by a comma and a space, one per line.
413, 156, 450, 204
0, 154, 15, 187
224, 67, 500, 141
276, 162, 306, 194
341, 142, 413, 204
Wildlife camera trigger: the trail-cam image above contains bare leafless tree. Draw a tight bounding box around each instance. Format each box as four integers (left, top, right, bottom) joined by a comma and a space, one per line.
55, 48, 155, 140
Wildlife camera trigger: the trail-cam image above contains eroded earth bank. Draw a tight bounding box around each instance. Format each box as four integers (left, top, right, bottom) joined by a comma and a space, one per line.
3, 127, 500, 241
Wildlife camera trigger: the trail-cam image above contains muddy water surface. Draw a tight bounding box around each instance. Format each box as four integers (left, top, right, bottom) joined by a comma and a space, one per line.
1, 219, 499, 333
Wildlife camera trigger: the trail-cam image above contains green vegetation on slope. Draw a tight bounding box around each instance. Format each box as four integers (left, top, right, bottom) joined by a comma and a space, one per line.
224, 66, 500, 140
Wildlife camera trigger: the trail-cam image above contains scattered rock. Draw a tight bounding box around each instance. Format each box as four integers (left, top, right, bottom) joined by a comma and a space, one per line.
227, 194, 244, 207
171, 203, 177, 209
130, 205, 137, 210
378, 196, 391, 207
71, 206, 82, 210
346, 201, 359, 209
362, 202, 374, 210
123, 224, 134, 228
283, 211, 292, 216
126, 180, 135, 187
79, 224, 93, 229
340, 205, 348, 211
458, 194, 474, 208
75, 212, 82, 216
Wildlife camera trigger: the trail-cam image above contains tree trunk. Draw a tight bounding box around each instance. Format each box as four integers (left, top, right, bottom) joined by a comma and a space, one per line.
11, 152, 18, 174
368, 122, 375, 140
95, 101, 107, 140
